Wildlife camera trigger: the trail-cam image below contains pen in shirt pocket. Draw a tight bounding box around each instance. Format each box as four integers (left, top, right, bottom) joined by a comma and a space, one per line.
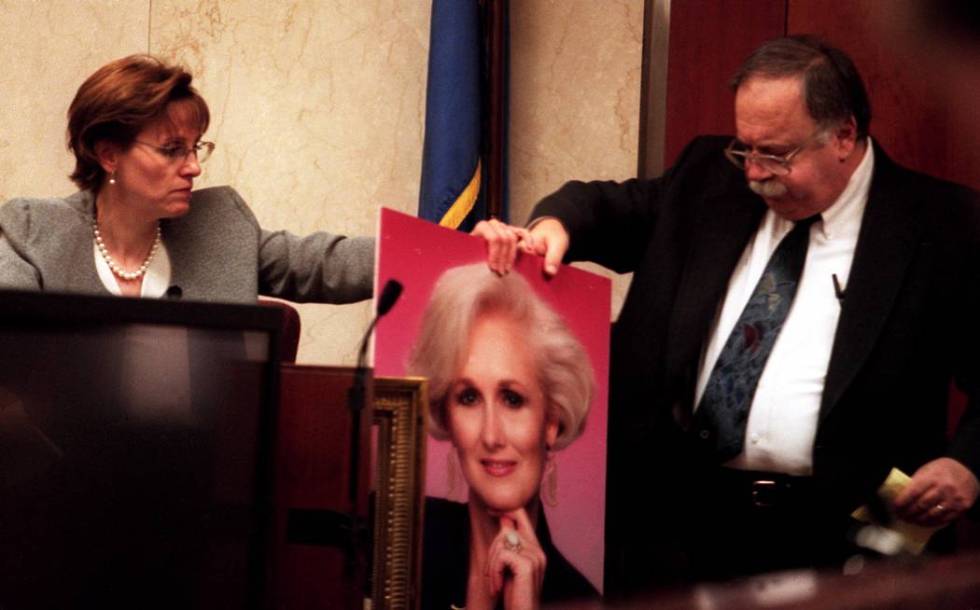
832, 273, 846, 305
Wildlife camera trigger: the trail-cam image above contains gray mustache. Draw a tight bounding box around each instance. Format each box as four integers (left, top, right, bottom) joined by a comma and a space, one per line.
749, 179, 788, 198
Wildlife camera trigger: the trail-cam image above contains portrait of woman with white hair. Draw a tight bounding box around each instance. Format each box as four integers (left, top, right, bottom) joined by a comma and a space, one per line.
408, 263, 598, 610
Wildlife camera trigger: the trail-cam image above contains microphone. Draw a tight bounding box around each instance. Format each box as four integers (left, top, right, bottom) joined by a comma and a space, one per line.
339, 278, 402, 576
375, 278, 404, 317
350, 279, 403, 409
348, 278, 403, 498
165, 285, 183, 300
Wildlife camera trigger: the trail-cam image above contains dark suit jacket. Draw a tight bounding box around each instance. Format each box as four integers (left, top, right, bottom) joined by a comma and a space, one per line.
531, 135, 980, 593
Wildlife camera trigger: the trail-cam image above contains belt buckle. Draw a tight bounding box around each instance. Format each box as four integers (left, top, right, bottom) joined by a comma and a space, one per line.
751, 479, 778, 508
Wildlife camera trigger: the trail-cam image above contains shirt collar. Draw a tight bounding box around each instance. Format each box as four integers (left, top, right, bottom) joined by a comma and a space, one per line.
816, 137, 874, 239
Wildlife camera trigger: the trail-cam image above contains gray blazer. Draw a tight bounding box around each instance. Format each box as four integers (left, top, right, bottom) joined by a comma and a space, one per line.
0, 186, 374, 304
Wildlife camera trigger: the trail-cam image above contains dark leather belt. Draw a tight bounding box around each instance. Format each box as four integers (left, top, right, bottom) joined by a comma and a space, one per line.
711, 468, 815, 509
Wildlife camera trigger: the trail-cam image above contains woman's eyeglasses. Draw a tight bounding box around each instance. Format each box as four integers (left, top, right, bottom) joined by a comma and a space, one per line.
134, 140, 215, 164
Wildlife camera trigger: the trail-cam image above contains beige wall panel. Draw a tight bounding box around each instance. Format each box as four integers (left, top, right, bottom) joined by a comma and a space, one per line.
0, 0, 149, 202
150, 0, 429, 364
510, 0, 643, 318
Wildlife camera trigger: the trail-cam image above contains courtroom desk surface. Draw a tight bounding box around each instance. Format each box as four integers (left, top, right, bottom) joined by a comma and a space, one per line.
547, 551, 980, 610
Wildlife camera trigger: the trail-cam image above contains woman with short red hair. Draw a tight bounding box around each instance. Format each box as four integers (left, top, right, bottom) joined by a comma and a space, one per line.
0, 54, 373, 303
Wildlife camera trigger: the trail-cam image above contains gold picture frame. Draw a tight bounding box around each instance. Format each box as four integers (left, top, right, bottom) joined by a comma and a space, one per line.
371, 376, 427, 610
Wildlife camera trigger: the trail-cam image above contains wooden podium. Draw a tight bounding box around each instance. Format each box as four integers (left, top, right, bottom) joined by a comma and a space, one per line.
274, 365, 426, 610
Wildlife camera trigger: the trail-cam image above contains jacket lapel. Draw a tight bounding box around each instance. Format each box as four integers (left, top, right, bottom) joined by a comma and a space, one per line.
65, 191, 112, 296
820, 148, 923, 419
665, 187, 766, 394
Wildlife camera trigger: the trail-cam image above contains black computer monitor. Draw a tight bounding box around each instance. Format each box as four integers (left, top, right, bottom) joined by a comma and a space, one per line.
0, 290, 283, 610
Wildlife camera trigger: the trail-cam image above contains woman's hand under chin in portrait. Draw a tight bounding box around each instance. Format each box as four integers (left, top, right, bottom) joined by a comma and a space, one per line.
485, 508, 546, 610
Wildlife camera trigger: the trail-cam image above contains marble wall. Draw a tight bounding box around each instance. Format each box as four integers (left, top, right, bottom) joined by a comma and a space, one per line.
0, 0, 642, 364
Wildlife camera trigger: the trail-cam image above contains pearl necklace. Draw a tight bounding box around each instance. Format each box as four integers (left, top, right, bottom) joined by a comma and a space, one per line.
92, 220, 162, 281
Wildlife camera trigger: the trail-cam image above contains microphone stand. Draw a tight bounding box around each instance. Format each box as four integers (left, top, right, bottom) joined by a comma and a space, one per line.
344, 279, 402, 579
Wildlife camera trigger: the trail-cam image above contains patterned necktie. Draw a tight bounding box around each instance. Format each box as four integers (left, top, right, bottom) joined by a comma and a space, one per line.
694, 214, 819, 461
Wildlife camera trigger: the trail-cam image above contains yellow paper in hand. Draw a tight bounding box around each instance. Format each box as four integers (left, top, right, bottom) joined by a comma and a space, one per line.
851, 468, 943, 554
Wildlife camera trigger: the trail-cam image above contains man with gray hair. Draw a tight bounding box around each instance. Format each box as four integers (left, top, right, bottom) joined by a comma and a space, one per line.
521, 35, 980, 593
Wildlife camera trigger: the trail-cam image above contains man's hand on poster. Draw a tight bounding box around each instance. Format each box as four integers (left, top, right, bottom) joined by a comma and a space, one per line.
523, 218, 569, 277
892, 457, 980, 527
486, 509, 546, 610
471, 217, 570, 278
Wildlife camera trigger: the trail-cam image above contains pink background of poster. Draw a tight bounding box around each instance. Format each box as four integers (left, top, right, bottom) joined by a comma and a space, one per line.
373, 208, 610, 592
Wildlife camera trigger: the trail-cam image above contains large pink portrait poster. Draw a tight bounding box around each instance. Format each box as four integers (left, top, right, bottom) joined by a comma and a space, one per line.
374, 208, 610, 594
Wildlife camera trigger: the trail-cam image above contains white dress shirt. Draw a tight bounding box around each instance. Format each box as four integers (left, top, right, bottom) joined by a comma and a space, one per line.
694, 141, 875, 475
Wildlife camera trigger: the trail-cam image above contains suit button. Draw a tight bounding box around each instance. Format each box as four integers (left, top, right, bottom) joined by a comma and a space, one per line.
699, 430, 710, 439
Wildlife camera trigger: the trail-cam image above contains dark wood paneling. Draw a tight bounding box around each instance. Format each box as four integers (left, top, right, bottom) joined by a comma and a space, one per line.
274, 364, 371, 610
664, 0, 786, 165
787, 0, 980, 190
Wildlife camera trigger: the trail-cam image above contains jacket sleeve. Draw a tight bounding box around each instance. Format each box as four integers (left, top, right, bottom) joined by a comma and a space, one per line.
948, 215, 980, 482
257, 228, 375, 304
213, 187, 375, 304
528, 136, 722, 274
0, 201, 42, 290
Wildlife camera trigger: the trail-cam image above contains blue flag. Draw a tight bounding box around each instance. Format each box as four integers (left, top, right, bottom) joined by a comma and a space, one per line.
418, 0, 507, 230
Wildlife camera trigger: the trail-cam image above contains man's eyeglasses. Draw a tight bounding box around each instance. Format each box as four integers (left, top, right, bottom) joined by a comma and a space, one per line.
134, 140, 215, 164
724, 130, 824, 176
